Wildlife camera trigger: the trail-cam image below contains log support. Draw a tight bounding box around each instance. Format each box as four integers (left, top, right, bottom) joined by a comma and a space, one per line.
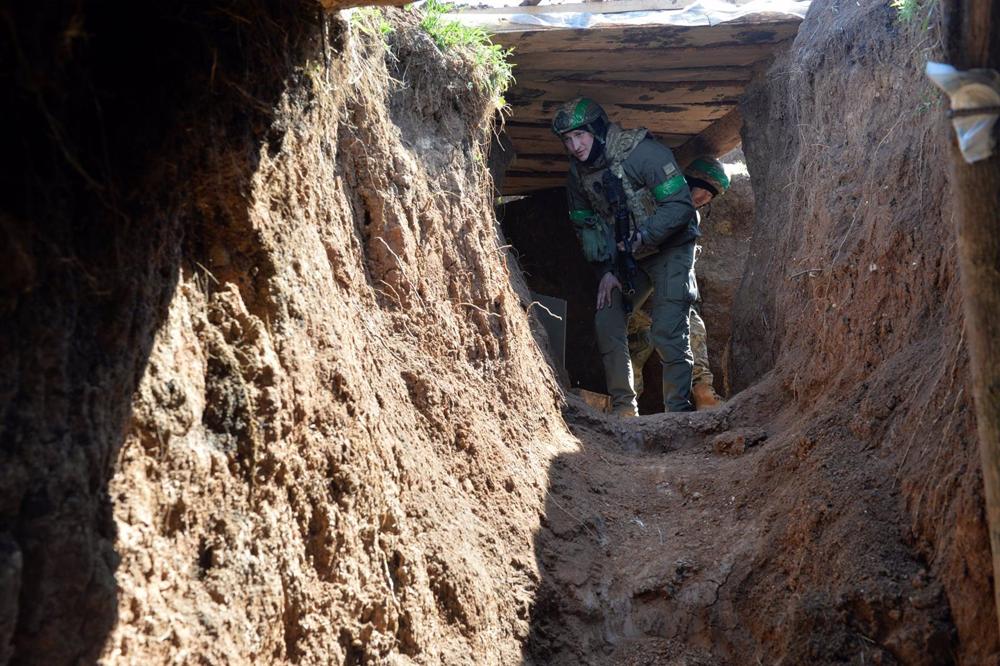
941, 0, 1000, 635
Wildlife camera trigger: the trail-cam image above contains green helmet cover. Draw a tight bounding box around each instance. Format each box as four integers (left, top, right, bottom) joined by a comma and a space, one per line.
684, 156, 731, 196
551, 97, 608, 136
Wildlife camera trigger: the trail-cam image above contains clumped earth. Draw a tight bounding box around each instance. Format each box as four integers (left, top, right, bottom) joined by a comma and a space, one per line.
1, 1, 997, 665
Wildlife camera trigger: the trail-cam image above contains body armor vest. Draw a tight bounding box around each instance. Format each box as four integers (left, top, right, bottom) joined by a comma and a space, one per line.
577, 125, 659, 258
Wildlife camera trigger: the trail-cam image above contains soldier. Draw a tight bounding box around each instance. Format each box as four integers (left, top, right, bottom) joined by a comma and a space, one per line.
553, 97, 699, 415
629, 156, 731, 410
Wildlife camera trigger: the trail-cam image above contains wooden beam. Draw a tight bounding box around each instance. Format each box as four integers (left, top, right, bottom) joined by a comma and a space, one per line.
508, 138, 689, 158
511, 42, 787, 72
457, 0, 691, 17
941, 0, 1000, 637
672, 107, 743, 167
509, 100, 726, 130
512, 66, 757, 83
507, 79, 746, 105
509, 154, 574, 172
504, 125, 691, 156
511, 117, 714, 137
503, 175, 569, 193
495, 21, 802, 53
510, 98, 731, 118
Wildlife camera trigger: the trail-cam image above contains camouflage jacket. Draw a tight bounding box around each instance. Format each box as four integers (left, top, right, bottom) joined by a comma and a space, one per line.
565, 124, 698, 280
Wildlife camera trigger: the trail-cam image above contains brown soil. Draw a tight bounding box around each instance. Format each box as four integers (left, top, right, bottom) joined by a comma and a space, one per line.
530, 385, 957, 665
100, 11, 568, 665
1, 0, 997, 664
733, 0, 997, 661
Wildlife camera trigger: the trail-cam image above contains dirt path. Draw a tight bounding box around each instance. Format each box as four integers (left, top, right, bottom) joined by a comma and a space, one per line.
526, 383, 956, 665
526, 392, 771, 665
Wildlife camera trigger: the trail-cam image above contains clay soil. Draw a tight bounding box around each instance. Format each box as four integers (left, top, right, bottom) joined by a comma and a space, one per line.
1, 0, 998, 664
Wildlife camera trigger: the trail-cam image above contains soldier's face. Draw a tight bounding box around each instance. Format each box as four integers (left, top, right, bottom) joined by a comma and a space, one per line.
561, 129, 594, 162
691, 186, 715, 208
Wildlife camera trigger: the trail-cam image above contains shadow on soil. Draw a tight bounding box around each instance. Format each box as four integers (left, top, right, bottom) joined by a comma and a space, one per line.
0, 2, 306, 661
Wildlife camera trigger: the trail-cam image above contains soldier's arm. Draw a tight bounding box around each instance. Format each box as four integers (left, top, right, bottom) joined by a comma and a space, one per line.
565, 171, 615, 280
626, 139, 697, 248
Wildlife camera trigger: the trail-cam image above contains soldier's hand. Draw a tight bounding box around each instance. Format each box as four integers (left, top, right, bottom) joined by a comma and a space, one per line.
596, 272, 622, 310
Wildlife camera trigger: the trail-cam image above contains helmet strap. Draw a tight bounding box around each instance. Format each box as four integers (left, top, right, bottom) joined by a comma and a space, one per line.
582, 138, 605, 165
587, 117, 609, 143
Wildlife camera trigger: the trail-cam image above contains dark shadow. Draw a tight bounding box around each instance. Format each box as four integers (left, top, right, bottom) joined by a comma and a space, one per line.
497, 187, 606, 396
0, 2, 315, 662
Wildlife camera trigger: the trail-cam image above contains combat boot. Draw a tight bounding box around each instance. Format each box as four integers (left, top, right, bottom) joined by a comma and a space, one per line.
692, 382, 723, 410
613, 405, 639, 418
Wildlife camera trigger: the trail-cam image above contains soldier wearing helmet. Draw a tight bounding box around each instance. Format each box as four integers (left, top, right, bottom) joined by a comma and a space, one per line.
552, 97, 699, 415
628, 156, 731, 410
685, 156, 731, 207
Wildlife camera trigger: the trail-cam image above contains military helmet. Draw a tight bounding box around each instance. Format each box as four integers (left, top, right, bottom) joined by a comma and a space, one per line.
551, 97, 608, 136
684, 156, 731, 196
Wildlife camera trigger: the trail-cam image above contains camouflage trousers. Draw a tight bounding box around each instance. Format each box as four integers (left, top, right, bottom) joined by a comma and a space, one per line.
628, 305, 713, 399
595, 242, 698, 414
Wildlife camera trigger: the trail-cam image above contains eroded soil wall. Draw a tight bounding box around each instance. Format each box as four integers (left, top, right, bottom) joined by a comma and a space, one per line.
4, 0, 998, 663
2, 5, 568, 664
735, 0, 997, 660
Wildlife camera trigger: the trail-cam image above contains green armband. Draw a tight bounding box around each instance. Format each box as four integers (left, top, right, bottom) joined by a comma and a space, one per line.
651, 173, 686, 202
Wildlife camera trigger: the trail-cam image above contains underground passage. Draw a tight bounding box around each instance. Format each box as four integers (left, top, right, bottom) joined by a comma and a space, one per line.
2, 0, 1000, 664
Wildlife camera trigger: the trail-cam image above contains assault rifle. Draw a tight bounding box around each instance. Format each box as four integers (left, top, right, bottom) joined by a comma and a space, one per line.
602, 170, 638, 311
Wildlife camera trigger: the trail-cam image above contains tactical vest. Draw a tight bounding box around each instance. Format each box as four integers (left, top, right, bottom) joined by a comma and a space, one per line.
577, 125, 658, 257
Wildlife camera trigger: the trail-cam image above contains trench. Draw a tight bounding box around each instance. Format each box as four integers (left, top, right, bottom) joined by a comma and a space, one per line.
494, 148, 938, 665
1, 1, 997, 665
497, 152, 766, 661
488, 1, 995, 662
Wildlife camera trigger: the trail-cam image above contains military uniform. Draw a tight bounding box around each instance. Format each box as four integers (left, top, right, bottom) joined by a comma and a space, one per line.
627, 153, 731, 410
566, 124, 699, 414
627, 303, 713, 400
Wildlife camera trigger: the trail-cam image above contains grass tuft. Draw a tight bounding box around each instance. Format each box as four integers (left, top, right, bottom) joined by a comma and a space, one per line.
412, 0, 515, 108
891, 0, 933, 29
350, 7, 394, 45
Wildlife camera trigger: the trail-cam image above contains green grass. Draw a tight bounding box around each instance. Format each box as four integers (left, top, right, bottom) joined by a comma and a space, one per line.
350, 7, 394, 43
414, 0, 515, 107
891, 0, 932, 28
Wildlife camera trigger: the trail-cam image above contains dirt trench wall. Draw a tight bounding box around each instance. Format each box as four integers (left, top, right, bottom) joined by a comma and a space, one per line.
734, 0, 997, 660
2, 4, 568, 664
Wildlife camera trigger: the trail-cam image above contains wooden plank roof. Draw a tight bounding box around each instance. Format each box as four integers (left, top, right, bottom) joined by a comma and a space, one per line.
480, 13, 803, 193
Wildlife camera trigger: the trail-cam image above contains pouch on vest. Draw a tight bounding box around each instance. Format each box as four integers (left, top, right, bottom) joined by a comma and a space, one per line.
572, 215, 612, 263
